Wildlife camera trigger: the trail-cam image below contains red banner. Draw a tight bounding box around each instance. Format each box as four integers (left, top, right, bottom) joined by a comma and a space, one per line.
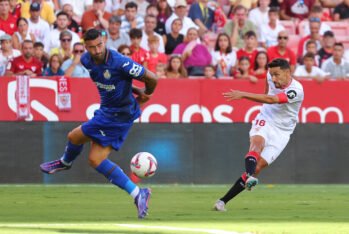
0, 77, 347, 123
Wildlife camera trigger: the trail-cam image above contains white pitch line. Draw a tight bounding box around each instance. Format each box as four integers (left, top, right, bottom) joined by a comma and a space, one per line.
116, 223, 251, 234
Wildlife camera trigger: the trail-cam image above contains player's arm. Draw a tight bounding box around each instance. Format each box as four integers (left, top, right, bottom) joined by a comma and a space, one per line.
264, 76, 269, 94
134, 69, 158, 106
223, 89, 286, 104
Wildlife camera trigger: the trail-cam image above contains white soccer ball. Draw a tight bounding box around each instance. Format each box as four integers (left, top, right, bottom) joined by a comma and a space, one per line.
130, 152, 157, 178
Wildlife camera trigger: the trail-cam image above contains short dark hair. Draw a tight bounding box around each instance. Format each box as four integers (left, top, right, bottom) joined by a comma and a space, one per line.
34, 41, 44, 48
268, 7, 279, 14
125, 1, 138, 10
129, 28, 142, 39
83, 28, 101, 41
306, 39, 317, 47
234, 5, 247, 13
303, 52, 315, 60
244, 30, 256, 39
334, 42, 344, 48
268, 58, 290, 70
56, 11, 69, 19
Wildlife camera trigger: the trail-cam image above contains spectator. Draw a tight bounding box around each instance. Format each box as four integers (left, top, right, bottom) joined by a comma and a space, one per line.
165, 54, 187, 78
144, 35, 167, 73
251, 51, 268, 79
129, 28, 149, 65
232, 56, 258, 82
318, 30, 335, 67
117, 44, 132, 57
237, 31, 258, 69
248, 0, 270, 33
0, 33, 20, 75
302, 5, 332, 36
155, 63, 166, 78
188, 0, 215, 34
228, 0, 258, 10
9, 0, 21, 19
297, 17, 322, 59
106, 16, 131, 51
33, 41, 48, 69
60, 0, 93, 22
267, 31, 297, 72
333, 0, 349, 21
156, 0, 172, 35
21, 0, 56, 25
12, 17, 36, 50
50, 30, 73, 62
294, 52, 329, 81
259, 7, 285, 48
42, 54, 64, 76
165, 0, 198, 36
120, 2, 145, 33
61, 42, 89, 78
0, 0, 17, 35
163, 18, 184, 55
303, 40, 320, 66
280, 0, 317, 21
59, 3, 80, 33
80, 0, 111, 32
321, 42, 349, 79
6, 40, 42, 76
203, 64, 216, 79
211, 32, 237, 78
223, 5, 257, 49
120, 0, 149, 18
173, 28, 212, 76
47, 12, 80, 53
140, 15, 165, 53
27, 2, 50, 52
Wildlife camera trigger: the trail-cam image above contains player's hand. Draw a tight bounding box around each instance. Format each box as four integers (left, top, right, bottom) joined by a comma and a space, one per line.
133, 87, 151, 107
223, 89, 244, 101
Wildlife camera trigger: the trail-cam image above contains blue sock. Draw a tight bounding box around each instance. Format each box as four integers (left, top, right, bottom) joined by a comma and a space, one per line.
61, 141, 83, 165
96, 159, 138, 196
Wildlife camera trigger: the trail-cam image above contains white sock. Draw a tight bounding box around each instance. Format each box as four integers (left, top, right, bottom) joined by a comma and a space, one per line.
130, 186, 140, 199
60, 156, 72, 166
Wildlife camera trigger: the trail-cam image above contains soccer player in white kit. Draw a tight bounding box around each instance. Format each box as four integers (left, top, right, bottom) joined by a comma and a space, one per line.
214, 58, 304, 211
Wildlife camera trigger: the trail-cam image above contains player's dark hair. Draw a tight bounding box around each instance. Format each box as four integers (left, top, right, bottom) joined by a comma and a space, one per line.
125, 1, 138, 10
56, 11, 69, 19
129, 28, 142, 39
83, 28, 101, 41
268, 58, 290, 70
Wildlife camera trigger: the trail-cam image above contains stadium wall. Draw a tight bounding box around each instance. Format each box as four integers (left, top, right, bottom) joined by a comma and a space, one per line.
0, 122, 348, 184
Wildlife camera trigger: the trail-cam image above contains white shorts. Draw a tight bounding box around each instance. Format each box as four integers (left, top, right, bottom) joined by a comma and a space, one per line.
249, 117, 290, 165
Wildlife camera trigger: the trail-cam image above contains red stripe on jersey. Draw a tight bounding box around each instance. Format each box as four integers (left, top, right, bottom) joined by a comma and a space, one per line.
277, 93, 288, 104
245, 151, 260, 160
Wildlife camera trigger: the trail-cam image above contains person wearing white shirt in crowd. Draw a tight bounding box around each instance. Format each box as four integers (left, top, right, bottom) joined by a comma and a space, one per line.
248, 0, 270, 34
120, 2, 145, 33
0, 34, 21, 75
165, 0, 198, 36
211, 32, 237, 78
47, 12, 80, 54
321, 42, 349, 80
259, 7, 285, 48
60, 0, 93, 21
119, 0, 148, 18
344, 49, 349, 63
294, 52, 329, 82
106, 15, 131, 51
140, 15, 165, 53
61, 42, 89, 78
301, 5, 331, 36
27, 2, 50, 52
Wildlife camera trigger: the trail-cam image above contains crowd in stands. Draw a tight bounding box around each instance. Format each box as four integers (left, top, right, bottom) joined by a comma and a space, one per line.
1, 0, 349, 80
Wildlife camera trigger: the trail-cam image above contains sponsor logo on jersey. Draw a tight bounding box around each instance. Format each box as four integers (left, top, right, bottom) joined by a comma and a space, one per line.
103, 69, 111, 79
122, 61, 130, 67
287, 90, 297, 99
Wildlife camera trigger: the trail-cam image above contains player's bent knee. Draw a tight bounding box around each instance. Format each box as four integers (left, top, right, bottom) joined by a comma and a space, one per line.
88, 156, 101, 168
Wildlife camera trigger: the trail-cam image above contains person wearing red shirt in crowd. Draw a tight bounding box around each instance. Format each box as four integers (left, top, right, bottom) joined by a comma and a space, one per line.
0, 0, 17, 35
6, 40, 43, 76
80, 0, 111, 32
129, 28, 149, 66
267, 31, 297, 72
236, 31, 258, 69
297, 17, 322, 61
9, 0, 21, 19
144, 35, 167, 73
280, 0, 317, 21
251, 51, 269, 79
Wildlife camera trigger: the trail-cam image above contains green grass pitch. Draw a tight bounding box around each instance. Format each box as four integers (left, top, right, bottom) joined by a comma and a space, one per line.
0, 184, 348, 234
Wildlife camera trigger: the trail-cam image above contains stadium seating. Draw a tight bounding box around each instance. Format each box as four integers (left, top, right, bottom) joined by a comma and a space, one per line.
336, 36, 349, 49
280, 20, 297, 35
287, 34, 301, 52
326, 21, 349, 36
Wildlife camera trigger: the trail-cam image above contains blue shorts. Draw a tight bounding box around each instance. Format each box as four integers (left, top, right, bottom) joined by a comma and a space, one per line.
81, 109, 136, 150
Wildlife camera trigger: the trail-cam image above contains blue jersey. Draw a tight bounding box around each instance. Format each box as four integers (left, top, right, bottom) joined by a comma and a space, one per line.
81, 49, 145, 121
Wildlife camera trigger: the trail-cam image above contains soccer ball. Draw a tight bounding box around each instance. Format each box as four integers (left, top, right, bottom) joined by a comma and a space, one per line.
130, 152, 157, 178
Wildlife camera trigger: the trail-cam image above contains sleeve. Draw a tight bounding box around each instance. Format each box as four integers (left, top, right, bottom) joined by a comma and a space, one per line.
120, 56, 145, 80
188, 4, 201, 21
282, 87, 304, 103
35, 62, 43, 76
61, 60, 71, 72
6, 60, 15, 73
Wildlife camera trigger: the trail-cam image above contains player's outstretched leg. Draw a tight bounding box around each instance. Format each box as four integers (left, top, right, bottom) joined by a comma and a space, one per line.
40, 141, 84, 174
214, 172, 247, 211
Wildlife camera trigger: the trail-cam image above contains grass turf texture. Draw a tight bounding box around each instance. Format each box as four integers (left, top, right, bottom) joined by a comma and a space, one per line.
0, 184, 348, 234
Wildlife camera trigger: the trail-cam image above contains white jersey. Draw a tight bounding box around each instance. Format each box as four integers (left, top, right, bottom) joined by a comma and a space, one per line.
258, 73, 304, 134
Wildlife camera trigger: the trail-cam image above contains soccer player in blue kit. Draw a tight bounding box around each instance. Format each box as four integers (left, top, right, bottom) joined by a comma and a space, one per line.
40, 29, 158, 219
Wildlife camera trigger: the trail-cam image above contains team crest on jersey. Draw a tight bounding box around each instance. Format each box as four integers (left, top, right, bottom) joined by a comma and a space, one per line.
287, 90, 297, 99
31, 66, 37, 72
103, 69, 111, 79
10, 24, 14, 28
19, 65, 24, 69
